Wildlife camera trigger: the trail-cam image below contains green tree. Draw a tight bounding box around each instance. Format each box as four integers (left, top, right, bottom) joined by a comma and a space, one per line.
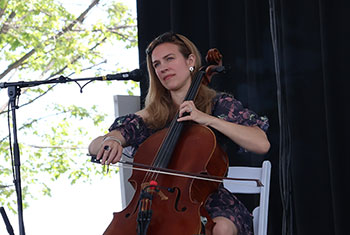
0, 0, 137, 212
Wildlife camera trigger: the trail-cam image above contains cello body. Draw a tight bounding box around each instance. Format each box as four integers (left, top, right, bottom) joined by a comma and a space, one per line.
103, 124, 228, 235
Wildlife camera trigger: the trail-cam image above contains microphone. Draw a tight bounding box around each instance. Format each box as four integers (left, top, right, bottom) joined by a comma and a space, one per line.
105, 69, 144, 82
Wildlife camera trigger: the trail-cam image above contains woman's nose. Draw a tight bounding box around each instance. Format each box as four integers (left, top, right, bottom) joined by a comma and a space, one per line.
159, 64, 168, 73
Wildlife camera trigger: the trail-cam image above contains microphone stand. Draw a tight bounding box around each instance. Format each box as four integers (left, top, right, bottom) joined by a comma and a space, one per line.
0, 207, 15, 235
7, 86, 25, 235
0, 70, 142, 235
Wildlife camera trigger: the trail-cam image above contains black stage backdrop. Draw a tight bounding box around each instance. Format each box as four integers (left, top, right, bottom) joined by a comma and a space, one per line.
135, 1, 349, 234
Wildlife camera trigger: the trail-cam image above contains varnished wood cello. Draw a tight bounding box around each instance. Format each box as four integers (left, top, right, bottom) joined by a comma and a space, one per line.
104, 49, 228, 235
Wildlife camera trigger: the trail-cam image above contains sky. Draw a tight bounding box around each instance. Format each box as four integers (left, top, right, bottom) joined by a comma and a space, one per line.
0, 1, 139, 234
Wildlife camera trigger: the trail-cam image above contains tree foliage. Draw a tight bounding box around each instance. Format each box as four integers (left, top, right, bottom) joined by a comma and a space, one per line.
0, 0, 137, 212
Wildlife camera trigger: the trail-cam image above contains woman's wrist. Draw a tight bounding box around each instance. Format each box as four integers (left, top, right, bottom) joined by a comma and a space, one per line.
103, 136, 123, 146
205, 114, 218, 127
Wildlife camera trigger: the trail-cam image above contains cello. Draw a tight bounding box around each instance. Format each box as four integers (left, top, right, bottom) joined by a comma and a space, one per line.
104, 48, 228, 235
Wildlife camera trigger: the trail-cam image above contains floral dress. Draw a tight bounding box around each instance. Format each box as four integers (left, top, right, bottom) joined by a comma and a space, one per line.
109, 93, 269, 235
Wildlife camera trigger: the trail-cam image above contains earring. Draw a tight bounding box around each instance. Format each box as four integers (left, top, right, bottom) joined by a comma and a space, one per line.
189, 66, 194, 72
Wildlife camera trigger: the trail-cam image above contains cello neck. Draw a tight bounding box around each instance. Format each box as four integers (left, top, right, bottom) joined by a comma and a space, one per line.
152, 70, 206, 169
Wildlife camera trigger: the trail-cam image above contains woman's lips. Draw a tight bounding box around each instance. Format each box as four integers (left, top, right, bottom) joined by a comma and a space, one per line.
163, 74, 175, 81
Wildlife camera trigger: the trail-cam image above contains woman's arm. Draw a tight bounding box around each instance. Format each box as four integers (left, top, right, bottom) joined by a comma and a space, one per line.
204, 115, 270, 154
177, 101, 270, 154
88, 109, 149, 165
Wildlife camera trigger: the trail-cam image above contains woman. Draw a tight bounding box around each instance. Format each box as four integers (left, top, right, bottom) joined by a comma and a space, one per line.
89, 32, 270, 235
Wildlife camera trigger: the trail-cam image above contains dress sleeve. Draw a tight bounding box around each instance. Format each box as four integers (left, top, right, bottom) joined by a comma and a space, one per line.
108, 114, 152, 147
212, 93, 269, 132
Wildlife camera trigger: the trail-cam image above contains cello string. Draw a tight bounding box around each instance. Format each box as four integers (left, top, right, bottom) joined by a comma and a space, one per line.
150, 70, 203, 180
149, 70, 204, 182
148, 114, 182, 182
152, 69, 202, 170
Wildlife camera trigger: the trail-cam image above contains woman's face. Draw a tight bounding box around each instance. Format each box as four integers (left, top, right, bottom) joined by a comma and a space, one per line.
151, 42, 195, 93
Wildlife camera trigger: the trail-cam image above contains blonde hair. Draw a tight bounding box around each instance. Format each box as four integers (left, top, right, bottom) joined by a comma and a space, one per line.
144, 32, 216, 130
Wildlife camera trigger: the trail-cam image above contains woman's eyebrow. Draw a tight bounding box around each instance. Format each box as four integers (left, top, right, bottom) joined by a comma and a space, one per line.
152, 53, 175, 64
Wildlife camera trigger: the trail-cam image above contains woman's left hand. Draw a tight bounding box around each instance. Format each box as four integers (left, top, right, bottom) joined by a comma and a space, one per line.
177, 101, 270, 154
177, 100, 214, 126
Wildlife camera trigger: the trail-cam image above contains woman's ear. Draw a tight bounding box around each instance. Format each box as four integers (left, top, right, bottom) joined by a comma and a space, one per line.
187, 54, 196, 67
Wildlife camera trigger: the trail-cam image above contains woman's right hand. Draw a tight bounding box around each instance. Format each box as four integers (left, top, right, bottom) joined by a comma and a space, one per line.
88, 131, 126, 165
96, 138, 124, 165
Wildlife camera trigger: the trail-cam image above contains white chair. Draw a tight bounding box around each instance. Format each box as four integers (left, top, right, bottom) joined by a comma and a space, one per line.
223, 160, 271, 235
